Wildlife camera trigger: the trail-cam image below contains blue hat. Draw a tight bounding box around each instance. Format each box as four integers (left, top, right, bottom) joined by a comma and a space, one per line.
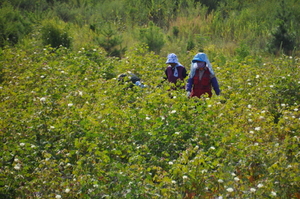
192, 53, 207, 63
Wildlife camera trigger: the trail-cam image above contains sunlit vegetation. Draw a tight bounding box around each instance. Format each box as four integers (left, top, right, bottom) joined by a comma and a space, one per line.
1, 0, 299, 198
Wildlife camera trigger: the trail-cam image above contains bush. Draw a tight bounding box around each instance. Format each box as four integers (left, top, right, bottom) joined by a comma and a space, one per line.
267, 1, 296, 55
0, 3, 32, 47
41, 19, 72, 48
95, 25, 126, 58
139, 22, 165, 54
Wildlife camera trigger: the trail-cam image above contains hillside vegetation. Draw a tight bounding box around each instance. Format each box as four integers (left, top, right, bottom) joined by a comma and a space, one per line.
1, 0, 300, 198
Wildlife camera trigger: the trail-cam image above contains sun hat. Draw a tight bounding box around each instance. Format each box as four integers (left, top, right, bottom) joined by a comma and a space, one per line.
189, 53, 215, 77
192, 53, 207, 63
166, 53, 179, 64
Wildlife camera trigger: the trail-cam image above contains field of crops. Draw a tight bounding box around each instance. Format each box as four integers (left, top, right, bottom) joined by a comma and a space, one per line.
1, 44, 299, 198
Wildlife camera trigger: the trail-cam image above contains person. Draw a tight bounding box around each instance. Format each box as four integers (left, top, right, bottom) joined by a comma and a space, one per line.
164, 53, 188, 88
186, 53, 220, 98
117, 71, 146, 88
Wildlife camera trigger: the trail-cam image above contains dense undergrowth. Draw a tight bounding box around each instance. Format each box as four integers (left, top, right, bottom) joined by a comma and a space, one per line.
1, 0, 300, 198
1, 44, 299, 198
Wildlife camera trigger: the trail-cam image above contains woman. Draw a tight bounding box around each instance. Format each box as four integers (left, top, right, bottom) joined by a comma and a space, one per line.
186, 53, 220, 97
165, 53, 187, 87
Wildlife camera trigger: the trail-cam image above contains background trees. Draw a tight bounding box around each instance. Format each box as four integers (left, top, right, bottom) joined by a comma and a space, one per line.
0, 0, 299, 57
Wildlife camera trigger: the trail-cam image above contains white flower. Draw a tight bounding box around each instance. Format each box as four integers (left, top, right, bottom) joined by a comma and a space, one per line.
234, 177, 240, 181
247, 105, 252, 108
175, 132, 180, 135
255, 127, 261, 131
183, 175, 188, 179
40, 97, 46, 102
20, 143, 25, 147
14, 164, 21, 170
271, 191, 277, 196
218, 179, 224, 183
208, 105, 212, 108
201, 169, 208, 174
281, 103, 286, 107
257, 183, 263, 188
294, 108, 298, 111
146, 117, 150, 120
68, 103, 73, 107
168, 161, 173, 165
210, 146, 215, 150
171, 110, 176, 114
231, 172, 236, 176
250, 188, 256, 192
93, 184, 99, 188
172, 180, 176, 184
55, 195, 62, 199
65, 188, 70, 193
226, 187, 234, 192
256, 75, 260, 78
249, 131, 254, 134
270, 85, 274, 88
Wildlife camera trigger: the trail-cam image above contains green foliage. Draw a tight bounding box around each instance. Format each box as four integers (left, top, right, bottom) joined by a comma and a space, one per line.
267, 1, 296, 55
1, 0, 300, 198
235, 42, 250, 61
1, 43, 300, 198
172, 26, 179, 37
196, 0, 221, 14
53, 2, 77, 22
139, 22, 165, 54
41, 19, 72, 48
0, 3, 32, 47
187, 35, 195, 51
96, 25, 126, 58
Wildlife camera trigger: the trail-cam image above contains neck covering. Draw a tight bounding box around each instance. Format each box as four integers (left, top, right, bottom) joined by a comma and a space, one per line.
166, 53, 183, 77
189, 53, 214, 78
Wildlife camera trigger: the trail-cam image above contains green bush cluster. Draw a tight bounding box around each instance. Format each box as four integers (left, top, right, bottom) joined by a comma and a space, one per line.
0, 3, 32, 47
1, 0, 299, 56
41, 19, 72, 49
1, 44, 299, 198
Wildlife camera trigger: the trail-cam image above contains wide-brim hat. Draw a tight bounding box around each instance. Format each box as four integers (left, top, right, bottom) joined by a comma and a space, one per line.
166, 53, 179, 64
192, 53, 207, 63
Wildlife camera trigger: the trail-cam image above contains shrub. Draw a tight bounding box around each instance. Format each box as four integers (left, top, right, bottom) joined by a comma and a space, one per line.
267, 1, 296, 55
95, 25, 126, 58
139, 21, 165, 54
41, 19, 72, 48
0, 3, 32, 47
